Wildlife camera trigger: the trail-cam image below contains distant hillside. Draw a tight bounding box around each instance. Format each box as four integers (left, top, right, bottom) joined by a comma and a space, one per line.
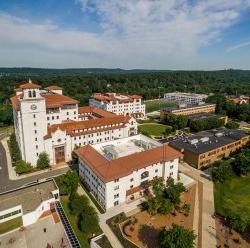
0, 67, 171, 76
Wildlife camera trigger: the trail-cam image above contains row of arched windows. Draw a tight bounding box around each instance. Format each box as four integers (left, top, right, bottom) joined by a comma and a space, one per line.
28, 90, 36, 98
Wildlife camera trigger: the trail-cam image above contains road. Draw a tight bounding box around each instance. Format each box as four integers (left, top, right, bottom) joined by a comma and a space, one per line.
0, 141, 69, 193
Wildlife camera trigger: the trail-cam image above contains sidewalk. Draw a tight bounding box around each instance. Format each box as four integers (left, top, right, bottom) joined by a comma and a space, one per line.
77, 185, 124, 248
1, 137, 68, 180
179, 163, 217, 248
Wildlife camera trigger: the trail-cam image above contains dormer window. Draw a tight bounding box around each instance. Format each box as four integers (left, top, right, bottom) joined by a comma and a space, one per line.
28, 91, 32, 98
32, 90, 36, 98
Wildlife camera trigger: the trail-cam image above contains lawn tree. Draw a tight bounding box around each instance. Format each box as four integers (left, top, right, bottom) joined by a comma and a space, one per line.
78, 206, 99, 234
225, 121, 240, 129
36, 152, 50, 169
69, 194, 89, 215
56, 170, 79, 195
159, 224, 196, 248
232, 153, 250, 176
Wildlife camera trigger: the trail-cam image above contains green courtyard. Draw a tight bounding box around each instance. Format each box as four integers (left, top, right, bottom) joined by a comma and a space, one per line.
214, 173, 250, 220
145, 99, 177, 113
138, 123, 171, 138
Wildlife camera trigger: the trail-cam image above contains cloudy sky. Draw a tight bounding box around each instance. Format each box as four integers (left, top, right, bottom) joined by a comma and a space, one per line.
0, 0, 250, 69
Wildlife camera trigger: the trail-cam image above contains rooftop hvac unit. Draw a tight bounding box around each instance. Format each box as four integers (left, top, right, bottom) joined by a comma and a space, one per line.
215, 132, 223, 137
200, 137, 209, 143
189, 139, 198, 145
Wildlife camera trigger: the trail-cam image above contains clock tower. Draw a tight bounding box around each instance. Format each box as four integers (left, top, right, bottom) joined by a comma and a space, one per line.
19, 80, 47, 165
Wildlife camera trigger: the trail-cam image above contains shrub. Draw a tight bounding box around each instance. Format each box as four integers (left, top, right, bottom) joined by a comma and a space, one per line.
55, 171, 79, 195
159, 224, 196, 248
180, 203, 191, 216
8, 133, 21, 165
36, 152, 50, 169
211, 161, 234, 183
227, 214, 250, 233
69, 194, 89, 215
78, 206, 99, 234
15, 160, 32, 174
225, 121, 240, 129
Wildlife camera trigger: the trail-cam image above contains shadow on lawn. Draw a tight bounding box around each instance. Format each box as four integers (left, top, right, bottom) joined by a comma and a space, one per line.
138, 224, 160, 248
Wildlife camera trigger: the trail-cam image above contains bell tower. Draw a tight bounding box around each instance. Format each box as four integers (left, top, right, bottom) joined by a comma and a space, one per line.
19, 80, 47, 166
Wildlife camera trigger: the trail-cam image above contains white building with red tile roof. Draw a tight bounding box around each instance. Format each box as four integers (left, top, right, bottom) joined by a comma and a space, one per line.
75, 134, 182, 209
11, 81, 137, 166
89, 92, 146, 118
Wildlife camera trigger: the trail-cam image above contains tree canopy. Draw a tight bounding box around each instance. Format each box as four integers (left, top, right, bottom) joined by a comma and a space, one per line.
159, 224, 196, 248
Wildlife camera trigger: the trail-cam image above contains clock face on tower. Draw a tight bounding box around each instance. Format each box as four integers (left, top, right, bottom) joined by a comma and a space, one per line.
30, 104, 37, 110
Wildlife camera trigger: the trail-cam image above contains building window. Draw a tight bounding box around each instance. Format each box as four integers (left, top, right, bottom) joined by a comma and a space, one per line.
130, 178, 134, 182
114, 178, 119, 183
141, 171, 149, 180
34, 130, 37, 134
114, 201, 119, 206
57, 116, 59, 119
170, 165, 174, 169
114, 194, 119, 199
67, 112, 69, 115
47, 117, 50, 120
35, 138, 37, 141
33, 114, 36, 118
114, 185, 119, 190
155, 169, 158, 173
130, 185, 133, 189
36, 145, 38, 149
34, 122, 36, 126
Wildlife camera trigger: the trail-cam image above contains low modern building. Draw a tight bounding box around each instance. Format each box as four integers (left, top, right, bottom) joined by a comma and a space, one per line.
0, 179, 59, 227
89, 92, 146, 118
164, 92, 208, 104
160, 103, 216, 119
227, 95, 249, 105
75, 134, 182, 210
168, 128, 250, 169
11, 81, 137, 166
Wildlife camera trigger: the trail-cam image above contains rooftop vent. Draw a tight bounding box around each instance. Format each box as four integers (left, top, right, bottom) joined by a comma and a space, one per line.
200, 137, 209, 143
215, 132, 223, 137
189, 139, 198, 145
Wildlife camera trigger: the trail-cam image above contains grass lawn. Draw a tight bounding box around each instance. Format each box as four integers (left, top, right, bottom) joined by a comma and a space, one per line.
60, 196, 102, 248
214, 173, 250, 219
145, 99, 177, 113
139, 123, 170, 137
0, 217, 22, 234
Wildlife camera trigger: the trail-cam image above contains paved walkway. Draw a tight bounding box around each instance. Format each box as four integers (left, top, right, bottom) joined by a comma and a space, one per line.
179, 163, 217, 248
77, 185, 124, 248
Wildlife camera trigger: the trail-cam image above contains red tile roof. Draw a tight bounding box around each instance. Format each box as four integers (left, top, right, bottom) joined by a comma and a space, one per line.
45, 85, 63, 90
11, 92, 78, 111
92, 93, 142, 104
44, 93, 78, 108
46, 115, 130, 138
19, 82, 41, 89
78, 106, 116, 118
75, 144, 182, 182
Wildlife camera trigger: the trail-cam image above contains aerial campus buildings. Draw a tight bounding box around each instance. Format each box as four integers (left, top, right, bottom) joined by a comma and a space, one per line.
168, 128, 250, 169
0, 179, 59, 227
164, 92, 208, 105
11, 81, 138, 166
75, 134, 182, 209
89, 92, 146, 118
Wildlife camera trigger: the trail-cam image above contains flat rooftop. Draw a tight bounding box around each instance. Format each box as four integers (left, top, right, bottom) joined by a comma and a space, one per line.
168, 128, 249, 154
75, 135, 182, 182
187, 112, 225, 120
163, 103, 215, 112
164, 92, 208, 98
0, 180, 57, 213
93, 134, 161, 160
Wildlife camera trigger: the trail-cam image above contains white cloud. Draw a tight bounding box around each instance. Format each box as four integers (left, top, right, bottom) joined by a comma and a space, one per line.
0, 0, 250, 69
227, 41, 250, 52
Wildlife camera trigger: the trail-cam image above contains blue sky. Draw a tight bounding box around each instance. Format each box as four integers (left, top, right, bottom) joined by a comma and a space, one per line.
0, 0, 250, 69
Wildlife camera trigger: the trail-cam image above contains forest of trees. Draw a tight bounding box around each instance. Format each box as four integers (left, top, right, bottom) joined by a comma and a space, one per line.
0, 69, 250, 126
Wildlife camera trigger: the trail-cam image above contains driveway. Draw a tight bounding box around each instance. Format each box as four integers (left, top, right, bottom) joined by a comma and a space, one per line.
0, 141, 69, 193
